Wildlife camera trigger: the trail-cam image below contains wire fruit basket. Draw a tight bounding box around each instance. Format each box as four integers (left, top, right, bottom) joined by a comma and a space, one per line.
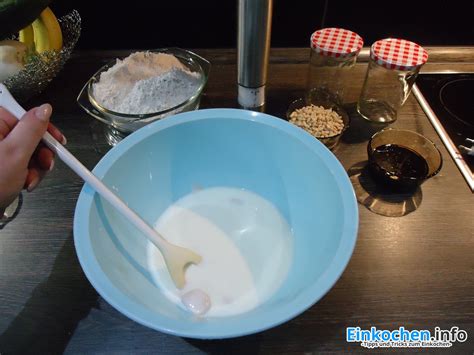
4, 10, 81, 102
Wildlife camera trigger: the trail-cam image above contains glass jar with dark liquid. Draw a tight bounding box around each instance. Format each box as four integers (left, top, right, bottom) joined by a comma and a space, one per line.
367, 129, 443, 190
369, 144, 429, 189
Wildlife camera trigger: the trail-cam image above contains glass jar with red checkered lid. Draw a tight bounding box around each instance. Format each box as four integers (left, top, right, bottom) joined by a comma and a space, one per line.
357, 38, 428, 123
307, 28, 363, 105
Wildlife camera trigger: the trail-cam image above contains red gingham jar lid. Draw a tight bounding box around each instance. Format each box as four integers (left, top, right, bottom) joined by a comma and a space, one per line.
370, 38, 428, 71
310, 28, 364, 58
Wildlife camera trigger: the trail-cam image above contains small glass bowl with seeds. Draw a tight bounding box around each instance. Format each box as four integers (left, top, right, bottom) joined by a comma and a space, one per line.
287, 98, 350, 150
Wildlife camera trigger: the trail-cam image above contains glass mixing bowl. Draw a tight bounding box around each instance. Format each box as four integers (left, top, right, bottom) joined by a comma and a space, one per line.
77, 48, 210, 138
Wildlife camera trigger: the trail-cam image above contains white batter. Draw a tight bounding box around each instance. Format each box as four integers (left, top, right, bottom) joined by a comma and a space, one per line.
147, 187, 293, 317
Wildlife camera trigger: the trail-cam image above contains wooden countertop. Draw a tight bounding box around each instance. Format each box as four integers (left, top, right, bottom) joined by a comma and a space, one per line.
0, 48, 472, 353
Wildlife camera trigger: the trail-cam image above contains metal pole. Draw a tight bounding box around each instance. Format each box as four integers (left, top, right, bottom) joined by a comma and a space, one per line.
237, 0, 273, 109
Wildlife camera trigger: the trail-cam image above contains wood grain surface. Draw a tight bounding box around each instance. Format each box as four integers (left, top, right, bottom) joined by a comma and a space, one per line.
0, 48, 472, 354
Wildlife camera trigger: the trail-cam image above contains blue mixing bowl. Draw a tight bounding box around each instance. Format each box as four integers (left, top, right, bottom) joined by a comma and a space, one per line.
74, 108, 358, 339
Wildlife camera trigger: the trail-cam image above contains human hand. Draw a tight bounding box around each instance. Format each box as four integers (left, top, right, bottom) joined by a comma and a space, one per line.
0, 104, 66, 215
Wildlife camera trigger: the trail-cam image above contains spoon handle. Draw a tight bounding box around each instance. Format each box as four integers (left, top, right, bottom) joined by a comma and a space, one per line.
0, 84, 169, 251
46, 132, 166, 251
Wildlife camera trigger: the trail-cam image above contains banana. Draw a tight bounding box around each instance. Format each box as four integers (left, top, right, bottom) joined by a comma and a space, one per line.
32, 17, 50, 53
19, 24, 35, 53
39, 7, 62, 51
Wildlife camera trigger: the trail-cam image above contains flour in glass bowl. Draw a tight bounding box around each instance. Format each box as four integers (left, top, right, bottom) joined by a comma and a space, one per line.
92, 52, 202, 114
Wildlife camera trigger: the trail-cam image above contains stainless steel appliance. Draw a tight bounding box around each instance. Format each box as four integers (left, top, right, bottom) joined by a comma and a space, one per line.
413, 73, 474, 191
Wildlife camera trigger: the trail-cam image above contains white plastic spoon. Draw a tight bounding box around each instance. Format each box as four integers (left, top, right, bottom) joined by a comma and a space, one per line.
0, 84, 201, 289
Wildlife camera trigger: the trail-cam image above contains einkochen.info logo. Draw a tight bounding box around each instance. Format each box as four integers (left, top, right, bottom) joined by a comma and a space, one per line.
346, 326, 468, 349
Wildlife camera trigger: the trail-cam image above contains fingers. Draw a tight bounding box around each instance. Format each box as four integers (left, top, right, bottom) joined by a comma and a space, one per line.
24, 144, 55, 192
0, 103, 64, 195
0, 107, 19, 140
24, 155, 45, 191
0, 106, 19, 128
47, 122, 67, 145
0, 105, 67, 144
24, 166, 45, 192
2, 104, 52, 166
35, 145, 55, 171
0, 119, 11, 140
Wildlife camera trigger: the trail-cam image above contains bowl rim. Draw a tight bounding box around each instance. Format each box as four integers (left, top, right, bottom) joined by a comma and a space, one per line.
86, 48, 210, 121
73, 108, 359, 339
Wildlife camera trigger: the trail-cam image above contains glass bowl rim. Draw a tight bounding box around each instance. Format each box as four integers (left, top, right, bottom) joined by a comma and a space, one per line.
86, 48, 209, 121
286, 98, 350, 139
367, 128, 443, 179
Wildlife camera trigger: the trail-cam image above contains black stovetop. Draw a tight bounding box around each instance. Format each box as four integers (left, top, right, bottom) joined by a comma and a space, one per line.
416, 73, 474, 176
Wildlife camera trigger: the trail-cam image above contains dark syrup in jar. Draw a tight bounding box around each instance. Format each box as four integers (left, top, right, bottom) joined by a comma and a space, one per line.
371, 144, 429, 182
